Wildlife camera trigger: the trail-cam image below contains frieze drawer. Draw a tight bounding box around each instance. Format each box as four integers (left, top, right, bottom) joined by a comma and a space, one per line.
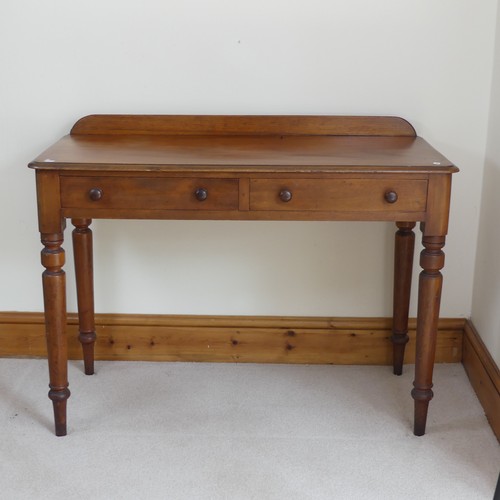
249, 178, 428, 212
60, 176, 239, 211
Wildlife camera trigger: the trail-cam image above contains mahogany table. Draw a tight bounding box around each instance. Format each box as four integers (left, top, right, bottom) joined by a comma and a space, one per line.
29, 115, 457, 436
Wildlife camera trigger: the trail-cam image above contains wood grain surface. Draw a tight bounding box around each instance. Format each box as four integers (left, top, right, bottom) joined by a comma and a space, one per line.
0, 312, 463, 365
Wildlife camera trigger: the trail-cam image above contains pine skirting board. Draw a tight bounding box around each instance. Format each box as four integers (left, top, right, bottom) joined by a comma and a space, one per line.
462, 320, 500, 440
0, 312, 463, 364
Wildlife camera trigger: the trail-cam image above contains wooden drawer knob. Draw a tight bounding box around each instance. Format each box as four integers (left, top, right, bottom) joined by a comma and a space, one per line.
384, 191, 398, 203
88, 188, 103, 201
195, 188, 208, 201
279, 189, 293, 202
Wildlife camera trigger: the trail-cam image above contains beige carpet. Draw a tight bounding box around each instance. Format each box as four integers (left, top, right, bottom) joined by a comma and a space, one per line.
0, 359, 498, 499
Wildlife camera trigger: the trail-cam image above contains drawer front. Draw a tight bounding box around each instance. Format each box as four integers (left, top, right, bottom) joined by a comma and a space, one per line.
249, 179, 428, 212
61, 176, 239, 211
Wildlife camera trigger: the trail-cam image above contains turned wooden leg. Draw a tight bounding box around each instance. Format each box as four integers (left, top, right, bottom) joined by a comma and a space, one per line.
412, 234, 445, 436
72, 218, 97, 376
391, 222, 416, 375
41, 232, 70, 436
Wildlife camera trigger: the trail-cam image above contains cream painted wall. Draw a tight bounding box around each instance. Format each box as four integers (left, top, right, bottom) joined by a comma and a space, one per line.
472, 2, 500, 365
0, 1, 497, 320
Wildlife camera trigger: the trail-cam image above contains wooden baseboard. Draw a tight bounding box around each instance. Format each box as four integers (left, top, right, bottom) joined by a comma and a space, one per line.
462, 320, 500, 440
0, 312, 463, 365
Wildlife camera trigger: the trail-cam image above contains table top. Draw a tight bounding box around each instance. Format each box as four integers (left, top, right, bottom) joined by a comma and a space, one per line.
29, 115, 458, 175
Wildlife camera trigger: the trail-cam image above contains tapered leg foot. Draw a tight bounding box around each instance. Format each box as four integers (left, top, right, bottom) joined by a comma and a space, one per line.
49, 387, 71, 436
79, 332, 97, 376
392, 335, 408, 376
411, 387, 433, 436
